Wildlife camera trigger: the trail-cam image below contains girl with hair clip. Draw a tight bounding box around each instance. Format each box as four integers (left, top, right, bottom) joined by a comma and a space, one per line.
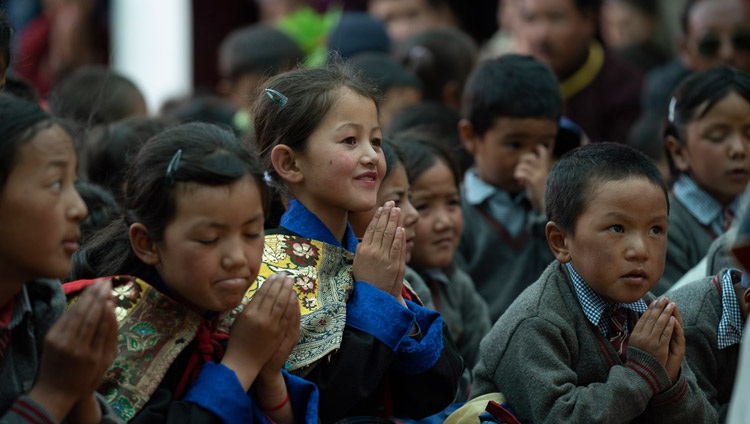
658, 66, 750, 294
66, 122, 318, 423
247, 63, 464, 423
0, 94, 119, 423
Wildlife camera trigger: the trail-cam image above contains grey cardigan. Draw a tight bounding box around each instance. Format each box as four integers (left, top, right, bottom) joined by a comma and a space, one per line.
471, 261, 717, 423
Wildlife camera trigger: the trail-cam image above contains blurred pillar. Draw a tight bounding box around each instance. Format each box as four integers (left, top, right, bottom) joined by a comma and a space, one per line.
111, 0, 192, 114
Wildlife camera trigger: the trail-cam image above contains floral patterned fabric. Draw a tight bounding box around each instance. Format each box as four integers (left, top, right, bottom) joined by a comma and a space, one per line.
220, 234, 353, 373
66, 276, 203, 422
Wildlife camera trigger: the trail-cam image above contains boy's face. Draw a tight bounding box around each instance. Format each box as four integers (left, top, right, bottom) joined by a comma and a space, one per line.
681, 0, 750, 74
464, 117, 557, 194
552, 177, 668, 304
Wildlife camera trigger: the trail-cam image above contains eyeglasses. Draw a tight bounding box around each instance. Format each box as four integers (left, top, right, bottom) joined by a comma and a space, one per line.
696, 27, 750, 58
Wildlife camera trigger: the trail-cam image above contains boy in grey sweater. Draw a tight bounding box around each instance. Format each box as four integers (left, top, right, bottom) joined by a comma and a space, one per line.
471, 143, 716, 423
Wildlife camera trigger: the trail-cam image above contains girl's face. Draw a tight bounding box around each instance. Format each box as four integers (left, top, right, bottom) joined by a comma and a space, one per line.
0, 125, 87, 287
409, 159, 463, 270
673, 90, 750, 204
377, 163, 420, 263
152, 175, 265, 314
295, 87, 385, 225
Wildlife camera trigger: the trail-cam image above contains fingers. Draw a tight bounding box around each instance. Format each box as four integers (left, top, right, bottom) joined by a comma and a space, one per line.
249, 273, 287, 313
361, 205, 383, 246
392, 227, 406, 295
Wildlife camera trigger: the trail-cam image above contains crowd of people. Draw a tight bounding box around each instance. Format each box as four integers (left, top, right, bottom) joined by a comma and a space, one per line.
2, 0, 750, 423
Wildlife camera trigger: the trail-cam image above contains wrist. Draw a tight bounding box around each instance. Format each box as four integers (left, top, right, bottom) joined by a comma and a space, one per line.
27, 384, 78, 422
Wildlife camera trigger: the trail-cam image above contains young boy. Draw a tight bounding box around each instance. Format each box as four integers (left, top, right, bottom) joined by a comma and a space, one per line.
457, 54, 561, 321
471, 143, 716, 423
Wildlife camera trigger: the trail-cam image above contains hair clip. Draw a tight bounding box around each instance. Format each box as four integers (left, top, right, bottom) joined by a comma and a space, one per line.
264, 88, 288, 106
165, 149, 182, 186
667, 97, 677, 124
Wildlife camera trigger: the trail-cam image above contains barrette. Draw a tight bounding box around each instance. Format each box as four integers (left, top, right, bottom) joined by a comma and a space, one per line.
667, 97, 676, 124
166, 149, 182, 186
264, 88, 288, 106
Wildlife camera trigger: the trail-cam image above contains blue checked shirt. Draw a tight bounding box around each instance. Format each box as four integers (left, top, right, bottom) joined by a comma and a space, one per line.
463, 168, 530, 237
717, 269, 745, 349
565, 263, 648, 337
672, 174, 743, 236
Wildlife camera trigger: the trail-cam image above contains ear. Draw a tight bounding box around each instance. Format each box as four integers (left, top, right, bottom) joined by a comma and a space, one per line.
546, 221, 572, 263
442, 81, 461, 110
665, 134, 690, 173
271, 144, 303, 184
129, 223, 160, 266
458, 119, 478, 155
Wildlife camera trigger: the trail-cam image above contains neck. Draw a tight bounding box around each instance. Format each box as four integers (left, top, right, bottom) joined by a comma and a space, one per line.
292, 194, 349, 243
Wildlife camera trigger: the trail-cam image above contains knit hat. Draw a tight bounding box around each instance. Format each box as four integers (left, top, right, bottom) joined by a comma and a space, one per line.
327, 12, 391, 59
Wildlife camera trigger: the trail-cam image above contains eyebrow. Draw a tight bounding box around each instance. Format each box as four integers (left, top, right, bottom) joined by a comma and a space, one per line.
335, 122, 382, 133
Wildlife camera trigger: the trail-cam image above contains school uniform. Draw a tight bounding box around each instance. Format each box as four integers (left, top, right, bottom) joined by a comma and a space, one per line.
471, 260, 717, 423
657, 175, 742, 295
457, 169, 553, 321
669, 268, 744, 422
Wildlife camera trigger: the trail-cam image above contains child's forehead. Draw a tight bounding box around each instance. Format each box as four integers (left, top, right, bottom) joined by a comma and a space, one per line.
581, 176, 667, 210
488, 116, 558, 133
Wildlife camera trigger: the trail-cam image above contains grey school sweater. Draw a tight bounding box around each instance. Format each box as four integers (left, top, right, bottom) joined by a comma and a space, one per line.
656, 194, 717, 295
668, 269, 742, 422
456, 199, 553, 321
471, 260, 717, 424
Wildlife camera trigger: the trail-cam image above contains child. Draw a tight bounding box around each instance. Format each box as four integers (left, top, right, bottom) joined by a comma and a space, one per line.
0, 94, 119, 423
456, 53, 561, 321
67, 122, 318, 423
471, 142, 716, 423
250, 63, 464, 422
669, 264, 748, 421
659, 66, 750, 294
398, 133, 491, 373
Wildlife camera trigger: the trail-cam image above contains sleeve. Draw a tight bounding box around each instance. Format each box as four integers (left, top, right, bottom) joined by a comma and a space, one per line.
0, 396, 59, 424
477, 316, 715, 424
657, 219, 694, 295
133, 362, 267, 424
678, 324, 728, 421
304, 281, 464, 422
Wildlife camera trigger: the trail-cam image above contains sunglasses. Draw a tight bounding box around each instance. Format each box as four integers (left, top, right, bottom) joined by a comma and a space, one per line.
696, 27, 750, 58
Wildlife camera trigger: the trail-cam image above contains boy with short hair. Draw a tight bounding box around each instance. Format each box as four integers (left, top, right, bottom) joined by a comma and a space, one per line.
471, 143, 716, 423
457, 54, 561, 321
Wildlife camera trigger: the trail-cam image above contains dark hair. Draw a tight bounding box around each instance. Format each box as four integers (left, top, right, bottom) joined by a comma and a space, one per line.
546, 143, 669, 233
69, 122, 267, 280
395, 27, 477, 105
160, 94, 235, 128
48, 65, 146, 128
397, 129, 461, 188
84, 116, 175, 205
0, 10, 11, 70
349, 52, 422, 94
218, 24, 304, 82
253, 61, 380, 185
3, 74, 40, 103
386, 101, 472, 175
0, 94, 57, 189
663, 66, 750, 175
75, 180, 121, 246
572, 0, 603, 14
382, 138, 406, 180
462, 54, 562, 137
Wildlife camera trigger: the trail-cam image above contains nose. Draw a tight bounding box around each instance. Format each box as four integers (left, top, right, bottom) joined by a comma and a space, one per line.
402, 198, 420, 228
221, 236, 248, 270
360, 141, 380, 166
68, 188, 88, 222
728, 133, 749, 159
433, 207, 454, 232
625, 233, 649, 261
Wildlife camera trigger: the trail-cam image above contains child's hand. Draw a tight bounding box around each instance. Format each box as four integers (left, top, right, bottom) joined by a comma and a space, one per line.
664, 302, 685, 383
353, 201, 407, 303
514, 144, 552, 213
629, 298, 678, 373
260, 284, 300, 379
223, 274, 296, 391
29, 279, 117, 422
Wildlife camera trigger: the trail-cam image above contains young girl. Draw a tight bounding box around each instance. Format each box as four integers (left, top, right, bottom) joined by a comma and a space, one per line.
398, 132, 491, 377
0, 94, 119, 423
659, 65, 750, 294
249, 63, 463, 422
348, 139, 433, 308
67, 122, 318, 423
